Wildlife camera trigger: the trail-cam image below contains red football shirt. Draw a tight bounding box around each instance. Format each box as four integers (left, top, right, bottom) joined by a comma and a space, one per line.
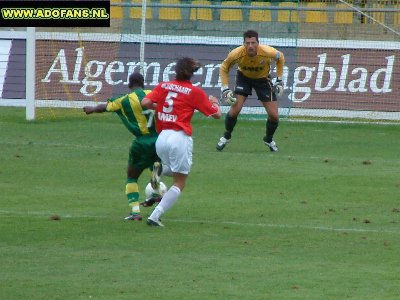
145, 80, 219, 136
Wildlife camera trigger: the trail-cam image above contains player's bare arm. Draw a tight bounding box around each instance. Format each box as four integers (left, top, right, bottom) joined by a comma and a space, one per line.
141, 97, 155, 110
83, 103, 107, 114
208, 95, 222, 119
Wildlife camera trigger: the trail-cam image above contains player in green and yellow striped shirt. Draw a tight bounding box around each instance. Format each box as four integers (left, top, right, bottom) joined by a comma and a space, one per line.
83, 73, 159, 221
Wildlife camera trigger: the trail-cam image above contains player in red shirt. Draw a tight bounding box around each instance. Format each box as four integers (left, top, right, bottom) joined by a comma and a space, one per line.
142, 57, 221, 226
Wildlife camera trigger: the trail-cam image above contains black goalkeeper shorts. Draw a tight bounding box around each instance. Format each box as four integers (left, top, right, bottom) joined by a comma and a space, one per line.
234, 71, 277, 102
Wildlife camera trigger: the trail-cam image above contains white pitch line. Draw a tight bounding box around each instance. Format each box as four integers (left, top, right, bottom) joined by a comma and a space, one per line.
0, 210, 398, 235
171, 219, 399, 235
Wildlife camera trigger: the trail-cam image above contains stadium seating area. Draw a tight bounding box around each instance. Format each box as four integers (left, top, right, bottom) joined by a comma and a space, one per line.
111, 0, 400, 25
190, 0, 213, 20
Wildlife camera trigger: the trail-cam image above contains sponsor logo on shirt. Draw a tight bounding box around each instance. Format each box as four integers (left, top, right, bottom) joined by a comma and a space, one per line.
241, 66, 264, 72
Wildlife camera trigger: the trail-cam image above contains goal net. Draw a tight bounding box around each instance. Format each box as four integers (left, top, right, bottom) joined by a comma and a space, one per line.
31, 0, 298, 119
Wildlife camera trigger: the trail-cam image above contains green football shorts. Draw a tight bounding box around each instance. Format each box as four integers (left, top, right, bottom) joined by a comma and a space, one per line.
128, 134, 159, 170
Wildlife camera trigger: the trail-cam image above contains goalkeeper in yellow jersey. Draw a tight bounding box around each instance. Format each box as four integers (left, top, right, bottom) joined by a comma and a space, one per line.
83, 73, 161, 221
216, 29, 285, 152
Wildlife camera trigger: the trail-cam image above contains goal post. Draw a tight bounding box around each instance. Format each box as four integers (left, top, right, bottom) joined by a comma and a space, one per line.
26, 27, 35, 121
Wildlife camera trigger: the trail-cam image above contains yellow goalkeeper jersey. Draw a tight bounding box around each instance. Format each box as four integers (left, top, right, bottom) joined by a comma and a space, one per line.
220, 44, 285, 87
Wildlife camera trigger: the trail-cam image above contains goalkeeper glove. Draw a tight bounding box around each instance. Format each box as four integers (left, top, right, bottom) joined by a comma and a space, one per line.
221, 88, 237, 105
273, 78, 284, 96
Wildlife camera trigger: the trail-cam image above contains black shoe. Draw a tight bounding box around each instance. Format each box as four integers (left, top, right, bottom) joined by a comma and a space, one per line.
264, 140, 278, 152
263, 137, 278, 152
140, 197, 161, 207
147, 218, 164, 227
216, 137, 230, 151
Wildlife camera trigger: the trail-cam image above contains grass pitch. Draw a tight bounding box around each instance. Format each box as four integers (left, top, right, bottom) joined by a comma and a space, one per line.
1, 107, 399, 299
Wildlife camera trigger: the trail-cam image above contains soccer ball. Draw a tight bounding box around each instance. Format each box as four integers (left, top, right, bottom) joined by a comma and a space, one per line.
145, 181, 167, 201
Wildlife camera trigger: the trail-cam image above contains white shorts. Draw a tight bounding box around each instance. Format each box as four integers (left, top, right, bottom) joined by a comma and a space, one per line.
156, 130, 193, 175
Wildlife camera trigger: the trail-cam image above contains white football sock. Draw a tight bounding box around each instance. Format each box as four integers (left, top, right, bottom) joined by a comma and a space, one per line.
157, 185, 181, 212
149, 205, 164, 221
